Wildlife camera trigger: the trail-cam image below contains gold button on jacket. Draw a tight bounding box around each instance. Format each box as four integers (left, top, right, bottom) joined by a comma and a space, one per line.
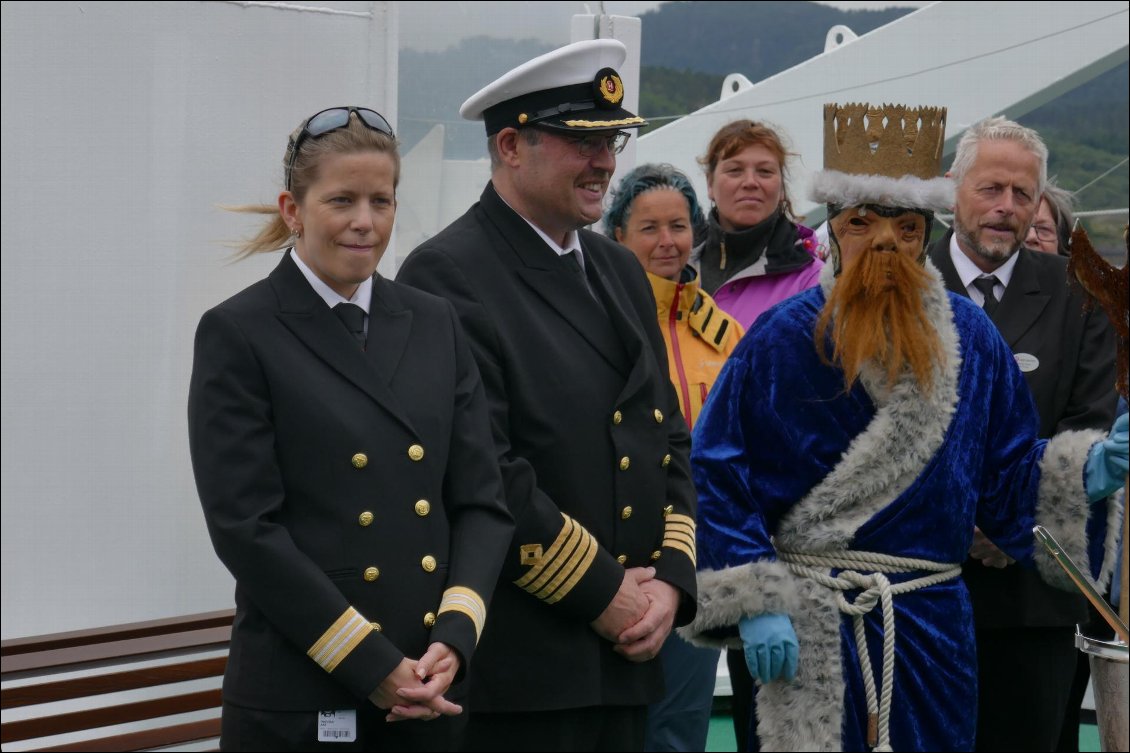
423, 611, 436, 628
351, 453, 368, 469
358, 511, 374, 527
612, 410, 623, 425
620, 506, 633, 520
616, 554, 628, 565
663, 504, 674, 517
363, 566, 380, 582
421, 555, 437, 572
414, 499, 431, 516
661, 453, 672, 468
653, 409, 664, 423
408, 444, 425, 461
619, 456, 631, 471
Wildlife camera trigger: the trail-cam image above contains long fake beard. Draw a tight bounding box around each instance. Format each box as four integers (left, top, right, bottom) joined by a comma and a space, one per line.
815, 249, 945, 395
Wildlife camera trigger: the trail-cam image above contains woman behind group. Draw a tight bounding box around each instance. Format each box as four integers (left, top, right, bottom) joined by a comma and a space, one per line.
604, 163, 743, 752
187, 106, 513, 751
1025, 180, 1076, 256
695, 119, 823, 330
694, 119, 823, 751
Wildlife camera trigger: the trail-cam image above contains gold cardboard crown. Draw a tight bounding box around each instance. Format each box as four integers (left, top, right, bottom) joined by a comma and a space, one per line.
824, 103, 947, 181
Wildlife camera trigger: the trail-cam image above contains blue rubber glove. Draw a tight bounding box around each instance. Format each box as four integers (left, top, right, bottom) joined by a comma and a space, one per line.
738, 613, 799, 684
1085, 413, 1129, 502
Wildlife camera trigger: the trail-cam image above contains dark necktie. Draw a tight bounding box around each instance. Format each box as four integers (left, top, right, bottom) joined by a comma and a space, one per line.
971, 276, 1000, 317
566, 250, 597, 300
333, 303, 367, 348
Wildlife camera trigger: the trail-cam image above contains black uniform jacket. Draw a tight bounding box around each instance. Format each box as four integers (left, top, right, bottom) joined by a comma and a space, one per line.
396, 183, 698, 712
929, 233, 1117, 626
188, 251, 513, 711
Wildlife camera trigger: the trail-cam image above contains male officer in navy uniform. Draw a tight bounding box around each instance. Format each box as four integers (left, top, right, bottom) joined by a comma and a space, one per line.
396, 39, 698, 752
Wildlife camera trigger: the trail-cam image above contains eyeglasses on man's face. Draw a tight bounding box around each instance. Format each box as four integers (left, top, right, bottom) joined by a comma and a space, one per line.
285, 107, 395, 190
544, 129, 631, 158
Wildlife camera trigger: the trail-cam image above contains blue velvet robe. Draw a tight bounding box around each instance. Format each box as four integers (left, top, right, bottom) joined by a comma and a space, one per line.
684, 266, 1110, 752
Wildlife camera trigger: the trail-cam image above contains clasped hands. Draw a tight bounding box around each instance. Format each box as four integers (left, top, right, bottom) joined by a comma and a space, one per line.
591, 566, 679, 662
369, 641, 461, 722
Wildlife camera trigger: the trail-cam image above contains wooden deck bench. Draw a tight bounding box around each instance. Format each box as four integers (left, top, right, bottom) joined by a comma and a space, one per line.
1, 609, 233, 752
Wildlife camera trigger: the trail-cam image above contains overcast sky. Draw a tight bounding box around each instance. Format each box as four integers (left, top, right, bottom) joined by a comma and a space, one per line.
398, 1, 932, 52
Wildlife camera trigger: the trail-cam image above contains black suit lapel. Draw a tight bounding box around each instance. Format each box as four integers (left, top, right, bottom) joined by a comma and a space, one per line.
365, 276, 412, 385
481, 186, 630, 376
585, 242, 651, 397
270, 253, 417, 435
930, 234, 1051, 345
929, 231, 970, 300
995, 250, 1051, 347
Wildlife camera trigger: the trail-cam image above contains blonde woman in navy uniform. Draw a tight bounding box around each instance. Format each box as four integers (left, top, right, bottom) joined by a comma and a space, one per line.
188, 107, 513, 751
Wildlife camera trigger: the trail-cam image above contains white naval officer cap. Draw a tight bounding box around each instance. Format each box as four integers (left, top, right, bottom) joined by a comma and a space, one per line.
459, 39, 648, 136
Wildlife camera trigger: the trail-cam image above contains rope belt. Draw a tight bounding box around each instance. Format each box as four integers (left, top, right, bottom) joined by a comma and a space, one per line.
778, 549, 962, 752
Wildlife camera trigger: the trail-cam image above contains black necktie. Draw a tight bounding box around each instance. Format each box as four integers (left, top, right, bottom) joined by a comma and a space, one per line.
566, 251, 597, 298
971, 276, 1000, 317
333, 303, 367, 348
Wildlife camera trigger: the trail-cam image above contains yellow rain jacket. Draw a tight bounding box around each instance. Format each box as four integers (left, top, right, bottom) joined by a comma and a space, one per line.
648, 269, 744, 429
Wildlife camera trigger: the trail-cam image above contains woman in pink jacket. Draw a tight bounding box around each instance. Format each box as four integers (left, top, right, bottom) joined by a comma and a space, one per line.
693, 119, 823, 332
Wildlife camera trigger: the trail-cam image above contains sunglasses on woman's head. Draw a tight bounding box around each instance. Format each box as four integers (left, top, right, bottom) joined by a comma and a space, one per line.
285, 107, 395, 190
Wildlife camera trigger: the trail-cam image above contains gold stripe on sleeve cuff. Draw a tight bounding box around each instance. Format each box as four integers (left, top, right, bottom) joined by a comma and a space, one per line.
308, 606, 373, 673
663, 513, 697, 565
514, 513, 598, 603
438, 586, 487, 643
543, 529, 597, 604
514, 513, 576, 589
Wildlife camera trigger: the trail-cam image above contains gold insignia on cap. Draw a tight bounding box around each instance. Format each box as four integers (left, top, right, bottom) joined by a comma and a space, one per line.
518, 113, 528, 124
595, 69, 624, 106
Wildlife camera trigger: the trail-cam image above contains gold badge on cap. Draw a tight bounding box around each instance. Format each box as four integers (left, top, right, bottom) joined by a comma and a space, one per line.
593, 67, 624, 109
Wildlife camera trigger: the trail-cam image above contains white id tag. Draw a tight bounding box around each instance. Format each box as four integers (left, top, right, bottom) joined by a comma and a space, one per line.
317, 709, 357, 742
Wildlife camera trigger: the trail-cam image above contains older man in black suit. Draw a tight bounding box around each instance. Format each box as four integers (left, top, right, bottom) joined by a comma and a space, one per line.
927, 116, 1118, 752
396, 39, 697, 752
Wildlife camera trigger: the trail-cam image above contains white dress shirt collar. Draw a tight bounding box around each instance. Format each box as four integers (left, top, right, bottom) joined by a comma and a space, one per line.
291, 249, 373, 314
948, 232, 1019, 305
